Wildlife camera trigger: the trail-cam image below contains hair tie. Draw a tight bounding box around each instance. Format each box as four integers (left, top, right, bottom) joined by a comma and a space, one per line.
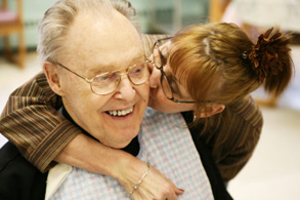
242, 51, 248, 60
248, 27, 284, 82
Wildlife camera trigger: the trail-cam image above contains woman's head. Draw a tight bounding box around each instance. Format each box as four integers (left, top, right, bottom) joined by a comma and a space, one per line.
149, 38, 198, 113
151, 22, 293, 118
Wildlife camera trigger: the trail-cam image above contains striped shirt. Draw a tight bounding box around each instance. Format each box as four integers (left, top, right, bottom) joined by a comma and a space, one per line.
0, 34, 263, 181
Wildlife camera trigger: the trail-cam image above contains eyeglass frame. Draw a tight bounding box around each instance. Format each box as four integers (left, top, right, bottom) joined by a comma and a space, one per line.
53, 60, 151, 95
153, 37, 196, 104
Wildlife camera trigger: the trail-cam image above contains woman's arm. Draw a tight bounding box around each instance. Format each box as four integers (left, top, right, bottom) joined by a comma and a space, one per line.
57, 133, 183, 199
0, 72, 81, 171
0, 34, 168, 172
0, 34, 183, 199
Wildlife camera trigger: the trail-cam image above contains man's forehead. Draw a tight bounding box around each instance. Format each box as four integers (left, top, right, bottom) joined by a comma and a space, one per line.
67, 10, 142, 52
63, 8, 144, 71
87, 53, 146, 74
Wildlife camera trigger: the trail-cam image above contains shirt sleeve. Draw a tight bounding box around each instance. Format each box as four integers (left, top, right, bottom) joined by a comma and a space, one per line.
0, 35, 170, 173
141, 34, 171, 57
213, 96, 263, 182
0, 72, 82, 172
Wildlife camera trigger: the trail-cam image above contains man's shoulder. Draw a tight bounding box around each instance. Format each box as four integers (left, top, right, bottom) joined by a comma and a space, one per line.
0, 142, 43, 179
0, 142, 21, 170
0, 142, 47, 200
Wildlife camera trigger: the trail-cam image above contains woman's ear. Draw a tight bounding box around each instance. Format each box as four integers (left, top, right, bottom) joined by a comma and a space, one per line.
196, 103, 225, 118
43, 61, 64, 96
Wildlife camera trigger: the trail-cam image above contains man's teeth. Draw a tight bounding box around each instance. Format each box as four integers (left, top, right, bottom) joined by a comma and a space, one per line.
108, 107, 133, 116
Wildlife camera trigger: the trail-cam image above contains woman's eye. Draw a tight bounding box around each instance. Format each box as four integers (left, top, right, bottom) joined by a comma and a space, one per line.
167, 75, 180, 94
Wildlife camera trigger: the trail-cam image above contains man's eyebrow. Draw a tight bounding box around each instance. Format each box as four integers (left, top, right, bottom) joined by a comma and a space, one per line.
87, 54, 146, 76
88, 65, 112, 76
131, 54, 146, 63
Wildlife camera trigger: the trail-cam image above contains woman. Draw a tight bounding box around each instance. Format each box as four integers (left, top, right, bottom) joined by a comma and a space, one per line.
0, 21, 292, 200
149, 22, 293, 185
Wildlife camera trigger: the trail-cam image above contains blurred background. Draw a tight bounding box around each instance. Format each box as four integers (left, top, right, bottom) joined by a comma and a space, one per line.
0, 0, 299, 199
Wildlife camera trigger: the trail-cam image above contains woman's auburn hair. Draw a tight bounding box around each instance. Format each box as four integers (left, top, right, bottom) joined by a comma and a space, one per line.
170, 22, 293, 110
168, 22, 293, 157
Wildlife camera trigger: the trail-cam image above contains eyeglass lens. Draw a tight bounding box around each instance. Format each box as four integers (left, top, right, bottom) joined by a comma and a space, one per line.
153, 41, 169, 69
161, 74, 173, 99
153, 40, 174, 99
91, 62, 150, 95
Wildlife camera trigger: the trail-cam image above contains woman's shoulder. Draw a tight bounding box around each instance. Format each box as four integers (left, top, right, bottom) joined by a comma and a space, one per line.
229, 95, 263, 132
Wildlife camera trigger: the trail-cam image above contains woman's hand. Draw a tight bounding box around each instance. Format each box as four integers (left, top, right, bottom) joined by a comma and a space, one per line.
116, 154, 184, 200
55, 134, 183, 199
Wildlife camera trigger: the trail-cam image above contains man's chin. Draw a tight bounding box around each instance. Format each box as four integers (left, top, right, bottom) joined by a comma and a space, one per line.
101, 140, 131, 149
104, 130, 139, 149
109, 139, 133, 150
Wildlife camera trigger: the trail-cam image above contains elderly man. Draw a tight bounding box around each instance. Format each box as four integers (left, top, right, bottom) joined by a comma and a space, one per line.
0, 0, 232, 200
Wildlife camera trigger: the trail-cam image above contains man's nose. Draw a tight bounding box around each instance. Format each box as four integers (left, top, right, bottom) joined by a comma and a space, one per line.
113, 74, 136, 100
149, 67, 161, 89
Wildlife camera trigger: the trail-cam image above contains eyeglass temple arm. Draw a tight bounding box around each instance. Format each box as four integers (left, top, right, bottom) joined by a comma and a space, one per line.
55, 62, 93, 83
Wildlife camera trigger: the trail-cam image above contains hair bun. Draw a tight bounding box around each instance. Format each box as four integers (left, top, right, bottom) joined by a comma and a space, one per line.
248, 27, 291, 82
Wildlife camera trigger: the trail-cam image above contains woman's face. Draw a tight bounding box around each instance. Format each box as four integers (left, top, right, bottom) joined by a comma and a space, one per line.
148, 63, 196, 113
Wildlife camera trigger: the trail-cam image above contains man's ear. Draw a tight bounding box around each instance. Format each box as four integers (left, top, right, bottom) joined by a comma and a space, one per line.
43, 61, 64, 96
197, 103, 225, 118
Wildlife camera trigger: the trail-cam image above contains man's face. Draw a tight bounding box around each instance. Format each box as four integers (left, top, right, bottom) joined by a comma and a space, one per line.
57, 10, 149, 149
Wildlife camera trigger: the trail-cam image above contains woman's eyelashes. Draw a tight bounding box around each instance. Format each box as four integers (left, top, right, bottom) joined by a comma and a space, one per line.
167, 75, 181, 95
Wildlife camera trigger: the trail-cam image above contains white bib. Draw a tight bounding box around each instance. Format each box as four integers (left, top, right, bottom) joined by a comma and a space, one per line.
46, 108, 214, 200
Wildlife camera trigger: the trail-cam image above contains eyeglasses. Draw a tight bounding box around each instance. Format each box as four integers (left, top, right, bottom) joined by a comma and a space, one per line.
54, 60, 151, 95
152, 38, 196, 104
